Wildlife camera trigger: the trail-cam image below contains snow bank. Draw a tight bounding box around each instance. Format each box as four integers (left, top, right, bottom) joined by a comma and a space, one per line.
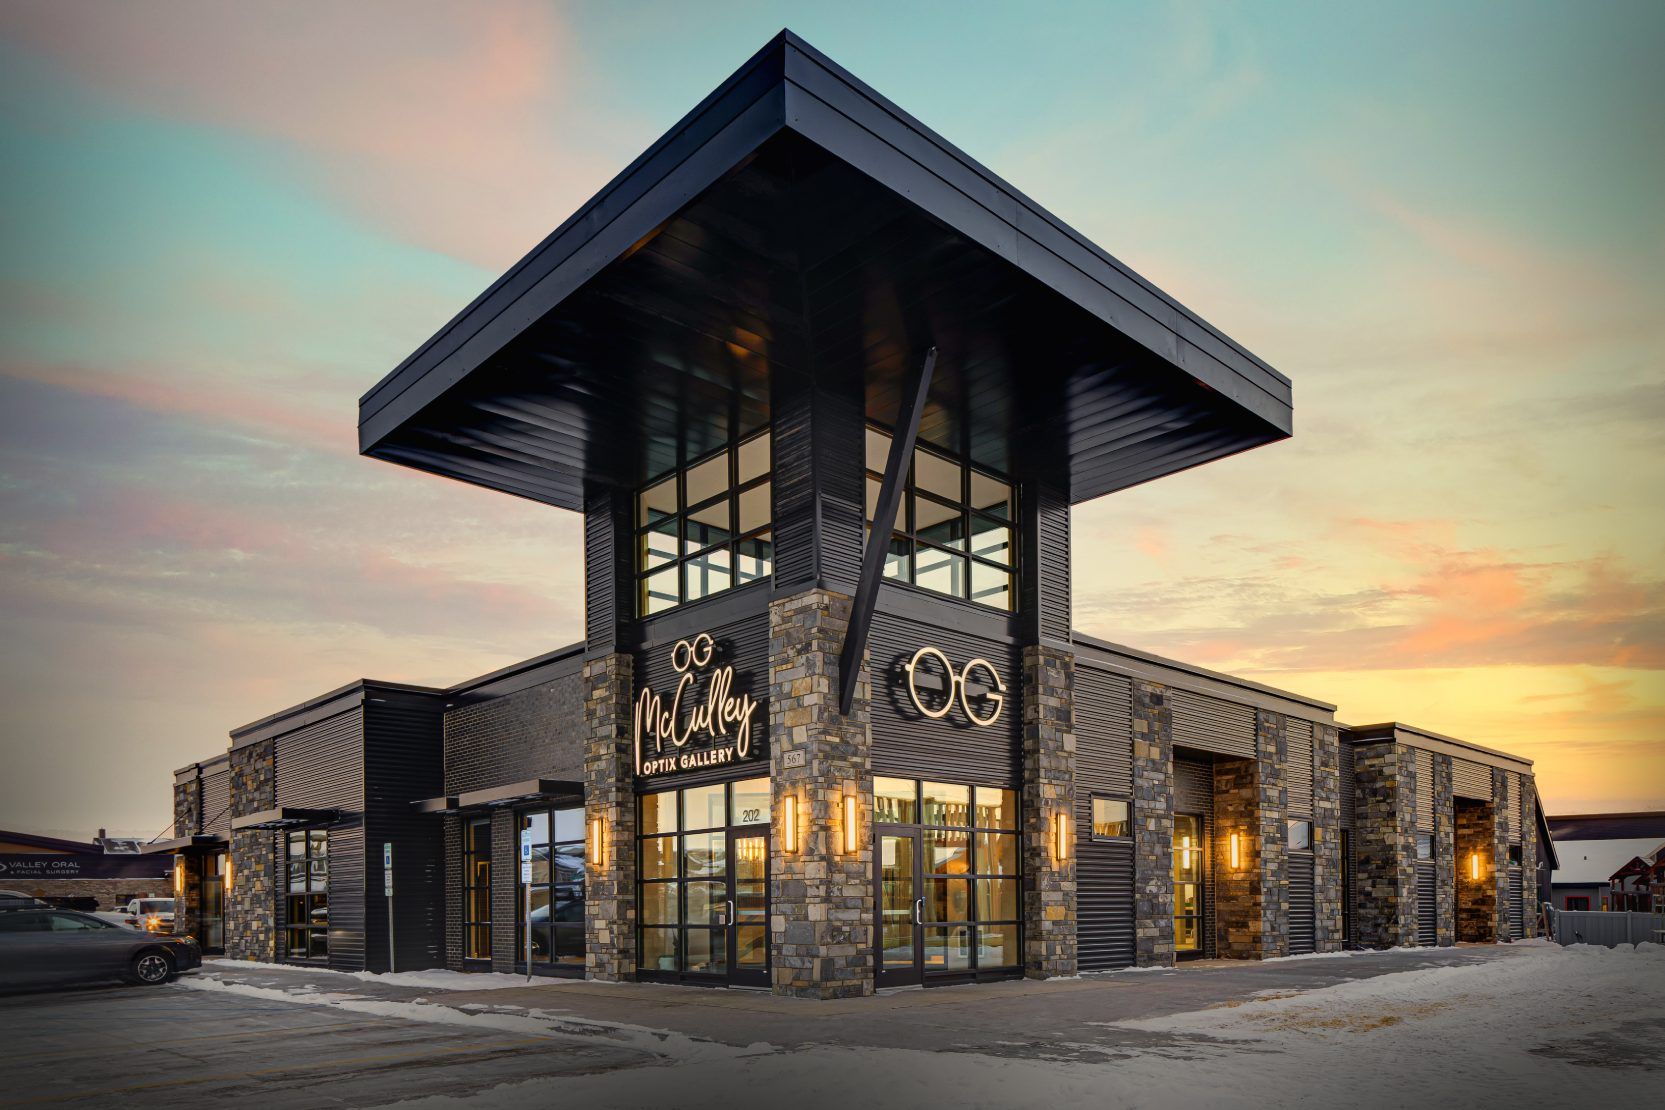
348, 968, 551, 992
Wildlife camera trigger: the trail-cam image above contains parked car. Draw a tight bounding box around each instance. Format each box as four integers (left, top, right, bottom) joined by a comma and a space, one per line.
117, 898, 175, 934
0, 909, 200, 989
89, 912, 137, 928
0, 890, 49, 911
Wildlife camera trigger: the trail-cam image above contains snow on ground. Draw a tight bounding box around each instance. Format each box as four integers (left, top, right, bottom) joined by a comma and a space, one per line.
361, 942, 1661, 1110
202, 959, 541, 991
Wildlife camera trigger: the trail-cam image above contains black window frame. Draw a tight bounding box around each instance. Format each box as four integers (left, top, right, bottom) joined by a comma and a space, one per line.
1090, 795, 1132, 840
636, 429, 773, 617
863, 426, 1017, 612
462, 817, 492, 963
516, 803, 586, 974
284, 828, 329, 962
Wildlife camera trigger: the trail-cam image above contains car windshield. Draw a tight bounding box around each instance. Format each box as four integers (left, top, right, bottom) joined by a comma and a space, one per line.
138, 900, 174, 913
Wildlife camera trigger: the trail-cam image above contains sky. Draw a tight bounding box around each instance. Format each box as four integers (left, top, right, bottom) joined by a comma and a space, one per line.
0, 1, 1660, 840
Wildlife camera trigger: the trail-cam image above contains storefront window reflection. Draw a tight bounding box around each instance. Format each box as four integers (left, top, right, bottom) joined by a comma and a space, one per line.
517, 804, 584, 970
284, 829, 328, 961
636, 430, 772, 616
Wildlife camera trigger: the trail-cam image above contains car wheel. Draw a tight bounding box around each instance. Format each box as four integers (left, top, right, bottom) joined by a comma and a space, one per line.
129, 950, 175, 985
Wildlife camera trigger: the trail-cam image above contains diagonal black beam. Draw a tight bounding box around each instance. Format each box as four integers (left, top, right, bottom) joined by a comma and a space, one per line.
839, 346, 937, 716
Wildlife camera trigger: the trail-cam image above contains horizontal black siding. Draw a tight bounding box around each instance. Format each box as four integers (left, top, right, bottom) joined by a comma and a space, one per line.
1289, 852, 1315, 955
1075, 664, 1133, 971
364, 692, 445, 973
1076, 665, 1132, 795
1077, 839, 1134, 970
1415, 749, 1434, 833
869, 608, 1021, 787
1286, 718, 1314, 820
201, 767, 232, 836
1339, 743, 1356, 830
1508, 866, 1525, 939
1416, 861, 1435, 945
1171, 691, 1254, 759
274, 707, 366, 972
1452, 758, 1490, 801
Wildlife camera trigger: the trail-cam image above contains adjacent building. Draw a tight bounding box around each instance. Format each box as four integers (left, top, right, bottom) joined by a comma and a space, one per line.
156, 31, 1547, 990
1547, 812, 1665, 913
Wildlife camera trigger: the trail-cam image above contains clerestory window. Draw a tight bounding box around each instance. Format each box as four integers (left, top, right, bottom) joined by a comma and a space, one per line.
636, 430, 772, 616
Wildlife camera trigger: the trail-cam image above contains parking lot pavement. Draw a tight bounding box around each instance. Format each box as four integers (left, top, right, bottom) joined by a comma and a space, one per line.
0, 980, 657, 1109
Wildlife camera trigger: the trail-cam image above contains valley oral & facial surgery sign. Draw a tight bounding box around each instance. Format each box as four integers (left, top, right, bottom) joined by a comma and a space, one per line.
635, 633, 760, 777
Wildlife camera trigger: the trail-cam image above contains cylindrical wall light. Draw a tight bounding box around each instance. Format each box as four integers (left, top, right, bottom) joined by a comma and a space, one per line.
1469, 851, 1481, 881
1053, 811, 1069, 862
1230, 833, 1241, 871
224, 855, 234, 893
589, 816, 607, 871
173, 860, 185, 896
1181, 835, 1193, 871
783, 794, 799, 853
842, 792, 859, 855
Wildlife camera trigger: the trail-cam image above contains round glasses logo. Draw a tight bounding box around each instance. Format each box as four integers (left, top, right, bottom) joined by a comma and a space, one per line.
903, 646, 1006, 727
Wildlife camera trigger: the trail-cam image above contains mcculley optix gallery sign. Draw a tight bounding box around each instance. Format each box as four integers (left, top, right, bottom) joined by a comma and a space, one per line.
634, 633, 761, 778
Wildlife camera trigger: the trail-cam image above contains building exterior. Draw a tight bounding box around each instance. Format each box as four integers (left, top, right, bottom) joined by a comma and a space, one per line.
1547, 812, 1665, 913
156, 32, 1546, 989
0, 829, 171, 910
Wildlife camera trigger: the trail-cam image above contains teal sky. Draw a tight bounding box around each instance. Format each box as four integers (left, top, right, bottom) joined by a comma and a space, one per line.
1, 1, 1661, 838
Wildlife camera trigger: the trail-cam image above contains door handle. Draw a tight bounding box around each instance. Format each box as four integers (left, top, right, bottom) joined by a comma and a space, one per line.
725, 899, 734, 927
914, 897, 923, 925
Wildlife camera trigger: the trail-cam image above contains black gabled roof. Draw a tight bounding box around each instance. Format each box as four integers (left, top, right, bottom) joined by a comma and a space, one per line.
360, 30, 1292, 510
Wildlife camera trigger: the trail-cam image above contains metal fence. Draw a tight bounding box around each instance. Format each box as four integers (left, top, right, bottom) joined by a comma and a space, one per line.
1545, 905, 1665, 948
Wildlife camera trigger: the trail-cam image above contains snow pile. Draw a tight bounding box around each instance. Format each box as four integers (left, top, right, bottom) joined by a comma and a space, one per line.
349, 968, 550, 992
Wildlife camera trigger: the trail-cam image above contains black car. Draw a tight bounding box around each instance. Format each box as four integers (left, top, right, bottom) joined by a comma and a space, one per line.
0, 908, 201, 990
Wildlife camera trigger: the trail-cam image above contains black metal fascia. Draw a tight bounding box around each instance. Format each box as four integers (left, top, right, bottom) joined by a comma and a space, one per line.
837, 346, 936, 715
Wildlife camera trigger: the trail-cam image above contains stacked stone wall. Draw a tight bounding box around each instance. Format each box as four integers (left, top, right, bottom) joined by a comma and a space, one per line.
1352, 742, 1415, 947
1255, 710, 1290, 958
1131, 680, 1174, 967
768, 590, 873, 999
583, 652, 637, 982
1312, 724, 1344, 951
1020, 644, 1076, 979
1433, 754, 1456, 946
1491, 767, 1512, 940
1520, 773, 1538, 938
171, 777, 204, 943
1455, 797, 1498, 941
1212, 756, 1260, 958
227, 738, 276, 962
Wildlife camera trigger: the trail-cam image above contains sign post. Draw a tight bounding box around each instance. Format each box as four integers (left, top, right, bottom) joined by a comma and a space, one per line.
520, 830, 534, 984
383, 842, 395, 974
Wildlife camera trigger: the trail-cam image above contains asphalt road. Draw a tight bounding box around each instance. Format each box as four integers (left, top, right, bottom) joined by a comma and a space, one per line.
0, 980, 654, 1109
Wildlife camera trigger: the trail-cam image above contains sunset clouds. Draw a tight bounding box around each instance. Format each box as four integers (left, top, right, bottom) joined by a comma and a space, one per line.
1, 2, 1660, 835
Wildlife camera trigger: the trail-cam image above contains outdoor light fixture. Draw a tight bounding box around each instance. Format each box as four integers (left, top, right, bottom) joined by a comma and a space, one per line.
589, 816, 606, 871
783, 794, 799, 853
1054, 811, 1069, 862
843, 792, 859, 854
173, 861, 184, 896
1470, 851, 1481, 881
1230, 833, 1241, 870
224, 856, 233, 893
1181, 835, 1193, 871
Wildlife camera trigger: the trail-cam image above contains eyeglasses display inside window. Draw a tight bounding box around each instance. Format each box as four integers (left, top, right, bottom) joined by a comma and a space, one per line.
284, 829, 328, 960
637, 430, 772, 616
864, 427, 1014, 611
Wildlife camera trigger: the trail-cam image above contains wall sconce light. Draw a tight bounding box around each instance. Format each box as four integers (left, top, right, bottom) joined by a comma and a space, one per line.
173, 861, 185, 896
224, 856, 233, 894
1469, 851, 1481, 881
783, 794, 799, 853
589, 816, 606, 871
1053, 811, 1069, 862
1230, 833, 1241, 871
842, 792, 859, 855
1181, 835, 1193, 871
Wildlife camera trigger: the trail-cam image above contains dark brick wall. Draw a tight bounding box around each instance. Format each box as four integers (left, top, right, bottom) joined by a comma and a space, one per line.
444, 672, 586, 795
443, 815, 463, 970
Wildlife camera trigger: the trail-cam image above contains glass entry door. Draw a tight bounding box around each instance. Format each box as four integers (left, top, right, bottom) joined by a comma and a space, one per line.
1173, 814, 1204, 956
876, 830, 921, 987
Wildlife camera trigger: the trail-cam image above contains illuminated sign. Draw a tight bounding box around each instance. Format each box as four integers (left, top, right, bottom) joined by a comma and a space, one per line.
635, 633, 761, 777
903, 647, 1006, 727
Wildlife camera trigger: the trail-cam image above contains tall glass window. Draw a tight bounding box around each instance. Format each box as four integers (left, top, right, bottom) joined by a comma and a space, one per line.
517, 805, 584, 970
284, 829, 328, 961
637, 430, 772, 615
864, 427, 1015, 611
463, 818, 492, 962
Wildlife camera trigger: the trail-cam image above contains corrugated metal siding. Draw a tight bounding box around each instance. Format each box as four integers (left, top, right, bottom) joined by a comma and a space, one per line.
1340, 744, 1356, 829
1506, 772, 1522, 843
1415, 749, 1434, 832
582, 489, 631, 647
1175, 757, 1215, 959
201, 767, 231, 836
274, 707, 366, 972
1034, 483, 1070, 645
869, 610, 1021, 787
1289, 852, 1316, 955
1287, 718, 1314, 820
815, 391, 866, 597
770, 384, 816, 594
635, 610, 773, 789
1452, 758, 1490, 801
1416, 860, 1436, 945
1342, 830, 1356, 946
1075, 666, 1132, 795
1074, 664, 1133, 971
364, 693, 445, 973
1170, 691, 1254, 759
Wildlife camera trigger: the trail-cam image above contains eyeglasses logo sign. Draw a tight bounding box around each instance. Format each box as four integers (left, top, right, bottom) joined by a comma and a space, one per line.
635, 632, 761, 777
903, 646, 1006, 727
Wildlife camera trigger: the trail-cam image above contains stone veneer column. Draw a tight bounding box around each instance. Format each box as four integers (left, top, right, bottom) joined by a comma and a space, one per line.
1455, 797, 1498, 942
584, 652, 637, 982
1255, 710, 1290, 959
769, 589, 873, 999
1520, 773, 1538, 938
1312, 724, 1344, 951
227, 739, 276, 962
1433, 754, 1456, 946
1490, 767, 1512, 940
1020, 644, 1076, 979
1352, 742, 1416, 948
1212, 756, 1261, 958
171, 778, 204, 945
1131, 680, 1174, 967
